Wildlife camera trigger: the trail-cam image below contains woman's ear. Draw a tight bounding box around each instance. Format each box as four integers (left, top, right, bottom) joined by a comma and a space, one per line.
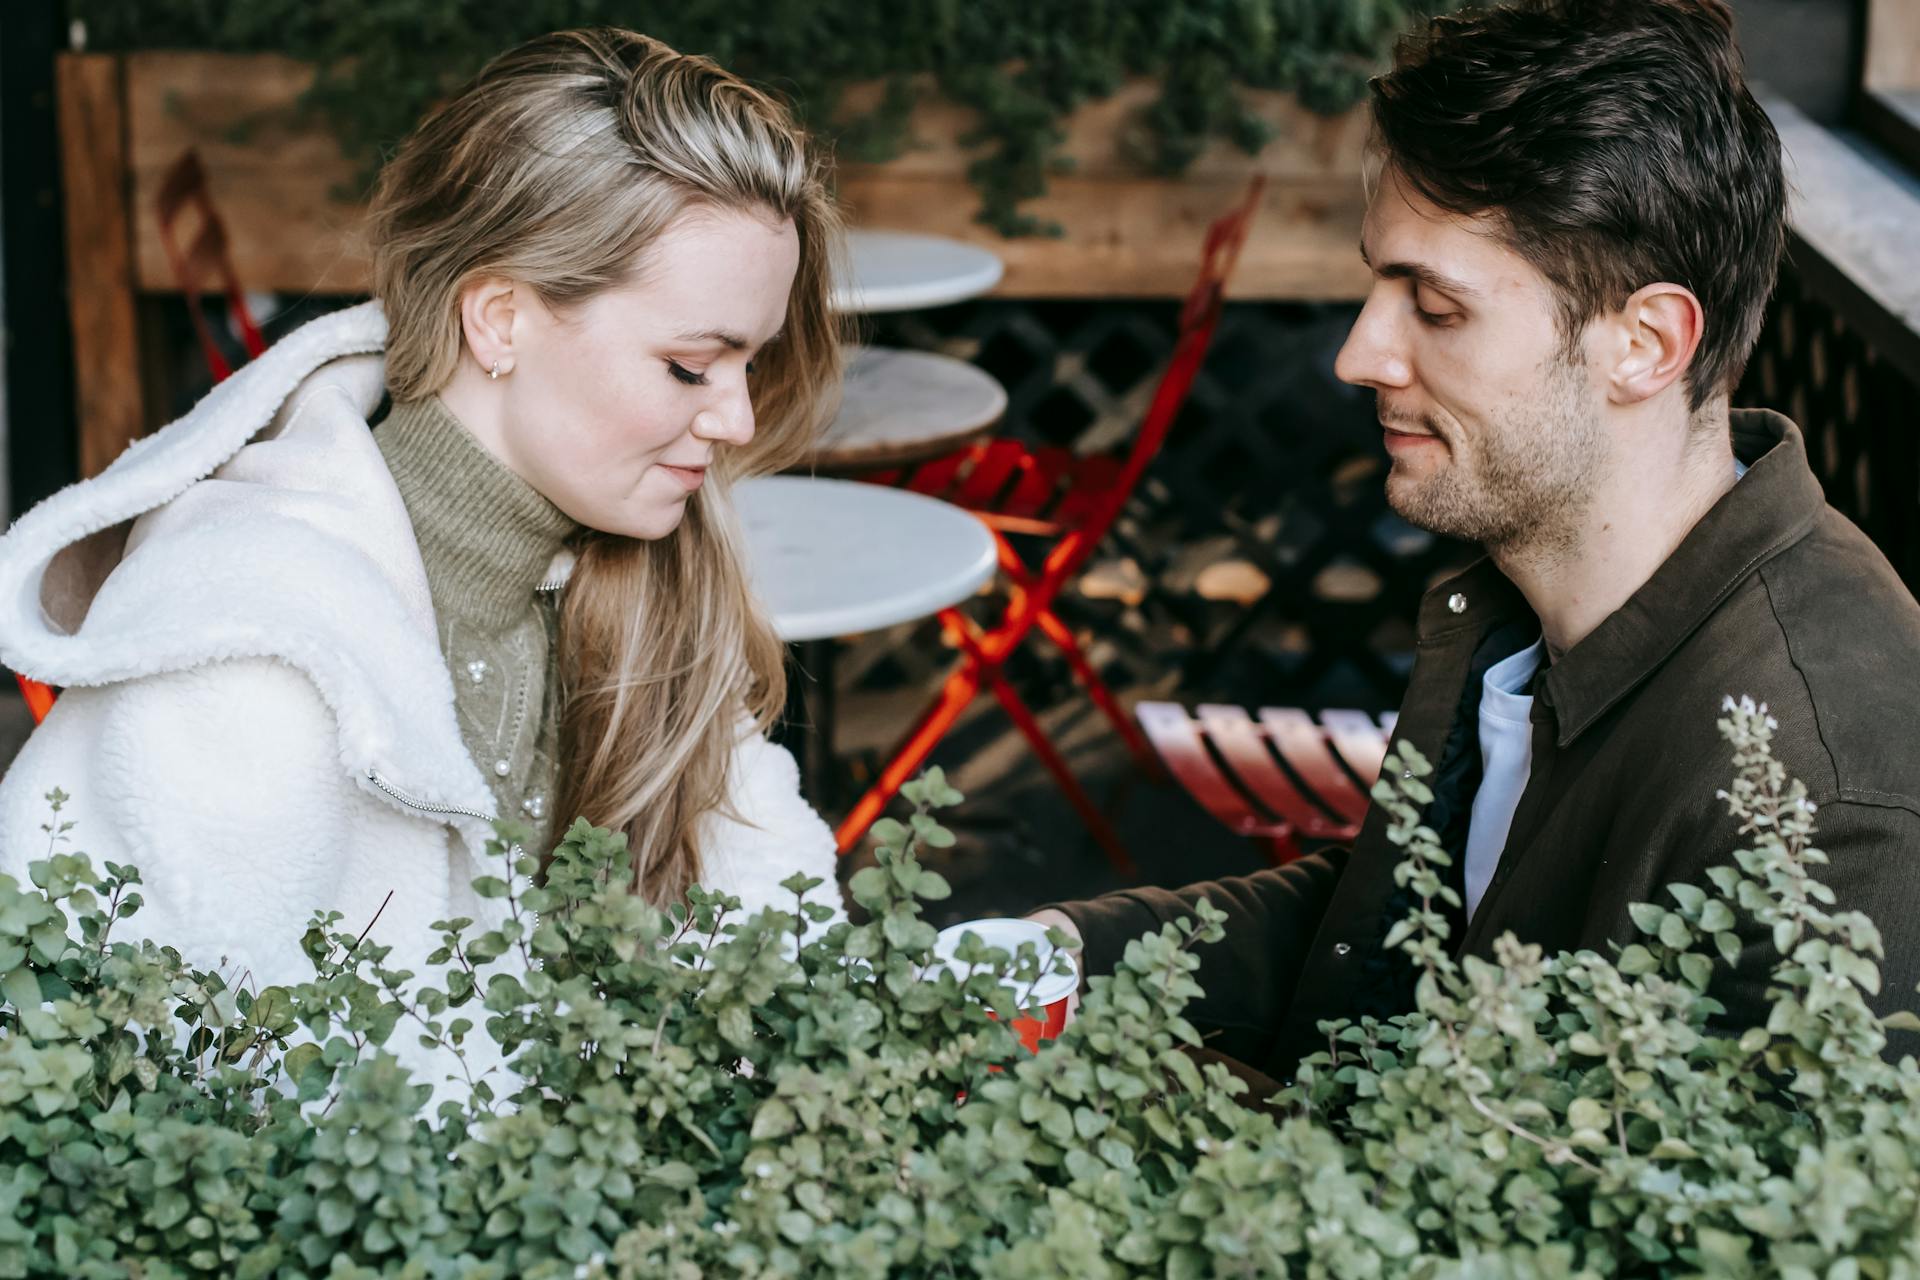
1605, 281, 1704, 407
458, 278, 521, 378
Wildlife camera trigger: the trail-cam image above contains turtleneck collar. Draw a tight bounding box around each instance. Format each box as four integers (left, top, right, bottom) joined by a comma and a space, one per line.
375, 395, 579, 629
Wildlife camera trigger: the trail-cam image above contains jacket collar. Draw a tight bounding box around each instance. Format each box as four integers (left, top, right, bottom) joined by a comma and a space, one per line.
1541, 409, 1822, 745
1412, 410, 1824, 748
376, 396, 579, 630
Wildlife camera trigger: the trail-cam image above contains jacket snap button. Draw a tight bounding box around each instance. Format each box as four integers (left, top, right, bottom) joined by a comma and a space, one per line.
1333, 942, 1351, 956
1447, 592, 1468, 614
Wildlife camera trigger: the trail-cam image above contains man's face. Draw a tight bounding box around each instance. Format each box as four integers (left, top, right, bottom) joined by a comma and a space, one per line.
1335, 167, 1609, 555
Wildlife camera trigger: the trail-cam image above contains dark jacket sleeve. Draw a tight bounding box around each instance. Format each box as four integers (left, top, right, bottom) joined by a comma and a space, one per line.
1708, 797, 1920, 1061
1042, 844, 1349, 1040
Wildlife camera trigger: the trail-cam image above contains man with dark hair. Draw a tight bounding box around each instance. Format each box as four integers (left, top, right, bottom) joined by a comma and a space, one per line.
1032, 0, 1920, 1077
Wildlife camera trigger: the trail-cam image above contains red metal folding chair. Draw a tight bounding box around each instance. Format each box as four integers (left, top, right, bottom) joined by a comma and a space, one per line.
1136, 701, 1396, 864
835, 178, 1267, 871
14, 675, 54, 725
154, 148, 267, 383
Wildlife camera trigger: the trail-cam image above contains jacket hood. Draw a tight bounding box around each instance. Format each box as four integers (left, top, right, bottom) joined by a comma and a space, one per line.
0, 301, 498, 823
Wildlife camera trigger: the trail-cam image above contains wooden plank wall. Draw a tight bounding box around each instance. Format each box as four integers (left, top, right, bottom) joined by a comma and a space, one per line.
1864, 0, 1920, 91
124, 53, 370, 296
830, 77, 1372, 299
119, 52, 1372, 302
57, 54, 143, 478
69, 50, 1374, 471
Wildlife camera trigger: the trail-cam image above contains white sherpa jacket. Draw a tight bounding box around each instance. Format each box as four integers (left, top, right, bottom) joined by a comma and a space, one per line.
0, 301, 844, 1092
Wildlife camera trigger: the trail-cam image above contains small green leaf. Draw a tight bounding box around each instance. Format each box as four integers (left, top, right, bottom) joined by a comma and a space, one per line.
1617, 945, 1657, 976
1667, 883, 1706, 915
1, 966, 43, 1011
1658, 914, 1693, 950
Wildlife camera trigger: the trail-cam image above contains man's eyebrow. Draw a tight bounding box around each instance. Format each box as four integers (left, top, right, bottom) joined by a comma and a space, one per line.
1357, 241, 1483, 299
672, 327, 785, 350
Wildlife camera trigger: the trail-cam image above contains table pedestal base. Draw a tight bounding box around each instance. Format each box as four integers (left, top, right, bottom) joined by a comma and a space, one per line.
776, 639, 840, 816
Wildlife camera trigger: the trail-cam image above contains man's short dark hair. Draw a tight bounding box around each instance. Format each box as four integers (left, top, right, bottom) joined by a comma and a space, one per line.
1371, 0, 1786, 411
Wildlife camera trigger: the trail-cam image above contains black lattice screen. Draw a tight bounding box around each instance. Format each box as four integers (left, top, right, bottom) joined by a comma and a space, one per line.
1735, 263, 1920, 588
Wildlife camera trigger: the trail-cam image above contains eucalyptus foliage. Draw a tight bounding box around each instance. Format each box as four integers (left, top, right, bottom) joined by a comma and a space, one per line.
70, 0, 1426, 234
2, 701, 1918, 1277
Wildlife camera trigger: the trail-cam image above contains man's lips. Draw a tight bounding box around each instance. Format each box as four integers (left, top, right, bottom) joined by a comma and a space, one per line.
1381, 423, 1443, 453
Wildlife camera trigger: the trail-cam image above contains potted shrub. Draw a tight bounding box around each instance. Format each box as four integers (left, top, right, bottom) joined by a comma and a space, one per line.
2, 699, 1917, 1276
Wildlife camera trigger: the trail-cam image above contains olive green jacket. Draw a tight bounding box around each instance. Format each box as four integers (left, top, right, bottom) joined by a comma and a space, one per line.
1061, 410, 1920, 1077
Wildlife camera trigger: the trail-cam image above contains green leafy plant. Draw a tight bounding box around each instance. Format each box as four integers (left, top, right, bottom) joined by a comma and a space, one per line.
3, 702, 1918, 1277
71, 0, 1428, 235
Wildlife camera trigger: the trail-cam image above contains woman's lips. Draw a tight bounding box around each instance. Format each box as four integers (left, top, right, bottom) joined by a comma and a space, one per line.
658, 464, 708, 491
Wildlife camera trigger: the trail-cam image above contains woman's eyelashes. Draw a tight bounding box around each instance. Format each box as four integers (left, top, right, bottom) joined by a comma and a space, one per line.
666, 358, 756, 386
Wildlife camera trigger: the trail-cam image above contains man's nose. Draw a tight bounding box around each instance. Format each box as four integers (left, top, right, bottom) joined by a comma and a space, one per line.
1334, 292, 1414, 391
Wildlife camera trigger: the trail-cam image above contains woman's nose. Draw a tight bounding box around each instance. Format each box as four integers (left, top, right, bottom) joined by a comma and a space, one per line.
693, 386, 756, 447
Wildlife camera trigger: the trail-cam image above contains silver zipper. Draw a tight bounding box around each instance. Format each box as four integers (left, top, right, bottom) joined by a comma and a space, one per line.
365, 769, 541, 952
365, 769, 493, 823
537, 549, 576, 593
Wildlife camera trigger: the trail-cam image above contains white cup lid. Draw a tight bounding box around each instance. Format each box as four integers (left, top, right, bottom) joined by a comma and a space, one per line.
926, 917, 1079, 1008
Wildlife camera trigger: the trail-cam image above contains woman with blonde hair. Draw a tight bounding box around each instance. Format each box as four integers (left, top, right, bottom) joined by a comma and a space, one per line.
0, 29, 848, 1085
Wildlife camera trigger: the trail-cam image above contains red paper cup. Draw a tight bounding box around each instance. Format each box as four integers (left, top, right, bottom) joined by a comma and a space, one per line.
928, 918, 1079, 1059
998, 998, 1071, 1053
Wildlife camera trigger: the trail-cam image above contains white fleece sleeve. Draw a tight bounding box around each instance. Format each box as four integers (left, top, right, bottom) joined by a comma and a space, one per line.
695, 728, 849, 940
0, 658, 356, 990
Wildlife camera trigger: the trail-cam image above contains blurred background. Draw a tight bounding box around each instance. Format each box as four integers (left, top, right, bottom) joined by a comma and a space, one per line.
1, 0, 1915, 922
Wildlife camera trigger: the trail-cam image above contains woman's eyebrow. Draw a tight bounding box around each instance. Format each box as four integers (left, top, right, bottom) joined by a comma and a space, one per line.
672, 327, 786, 349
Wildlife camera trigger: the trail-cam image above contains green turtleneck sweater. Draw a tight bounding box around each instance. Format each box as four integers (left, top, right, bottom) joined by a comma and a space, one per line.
375, 396, 579, 827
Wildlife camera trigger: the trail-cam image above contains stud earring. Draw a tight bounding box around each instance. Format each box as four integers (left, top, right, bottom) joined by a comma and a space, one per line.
489, 361, 501, 380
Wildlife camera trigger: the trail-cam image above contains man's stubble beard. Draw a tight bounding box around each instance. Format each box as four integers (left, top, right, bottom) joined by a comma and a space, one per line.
1384, 353, 1604, 562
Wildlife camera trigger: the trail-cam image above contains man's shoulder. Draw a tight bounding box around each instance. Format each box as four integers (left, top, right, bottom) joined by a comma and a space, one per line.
1745, 508, 1920, 809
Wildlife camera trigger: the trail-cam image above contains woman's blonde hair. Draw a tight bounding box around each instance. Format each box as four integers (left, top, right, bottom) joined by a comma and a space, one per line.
367, 28, 846, 902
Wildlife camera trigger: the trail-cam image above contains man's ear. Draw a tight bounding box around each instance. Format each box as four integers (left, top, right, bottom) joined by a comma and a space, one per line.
1604, 282, 1704, 406
458, 278, 521, 378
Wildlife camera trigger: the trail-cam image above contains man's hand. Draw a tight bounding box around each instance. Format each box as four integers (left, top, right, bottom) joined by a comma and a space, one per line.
1026, 908, 1085, 1026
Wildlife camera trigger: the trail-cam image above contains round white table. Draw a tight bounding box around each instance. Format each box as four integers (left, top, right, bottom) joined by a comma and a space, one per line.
741, 475, 998, 805
738, 476, 997, 642
832, 230, 1005, 314
809, 346, 1009, 471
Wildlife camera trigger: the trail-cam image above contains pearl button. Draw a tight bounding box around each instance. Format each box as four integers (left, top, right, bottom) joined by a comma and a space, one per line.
493, 759, 511, 777
466, 659, 489, 684
522, 794, 546, 819
1333, 942, 1351, 956
1447, 592, 1468, 614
